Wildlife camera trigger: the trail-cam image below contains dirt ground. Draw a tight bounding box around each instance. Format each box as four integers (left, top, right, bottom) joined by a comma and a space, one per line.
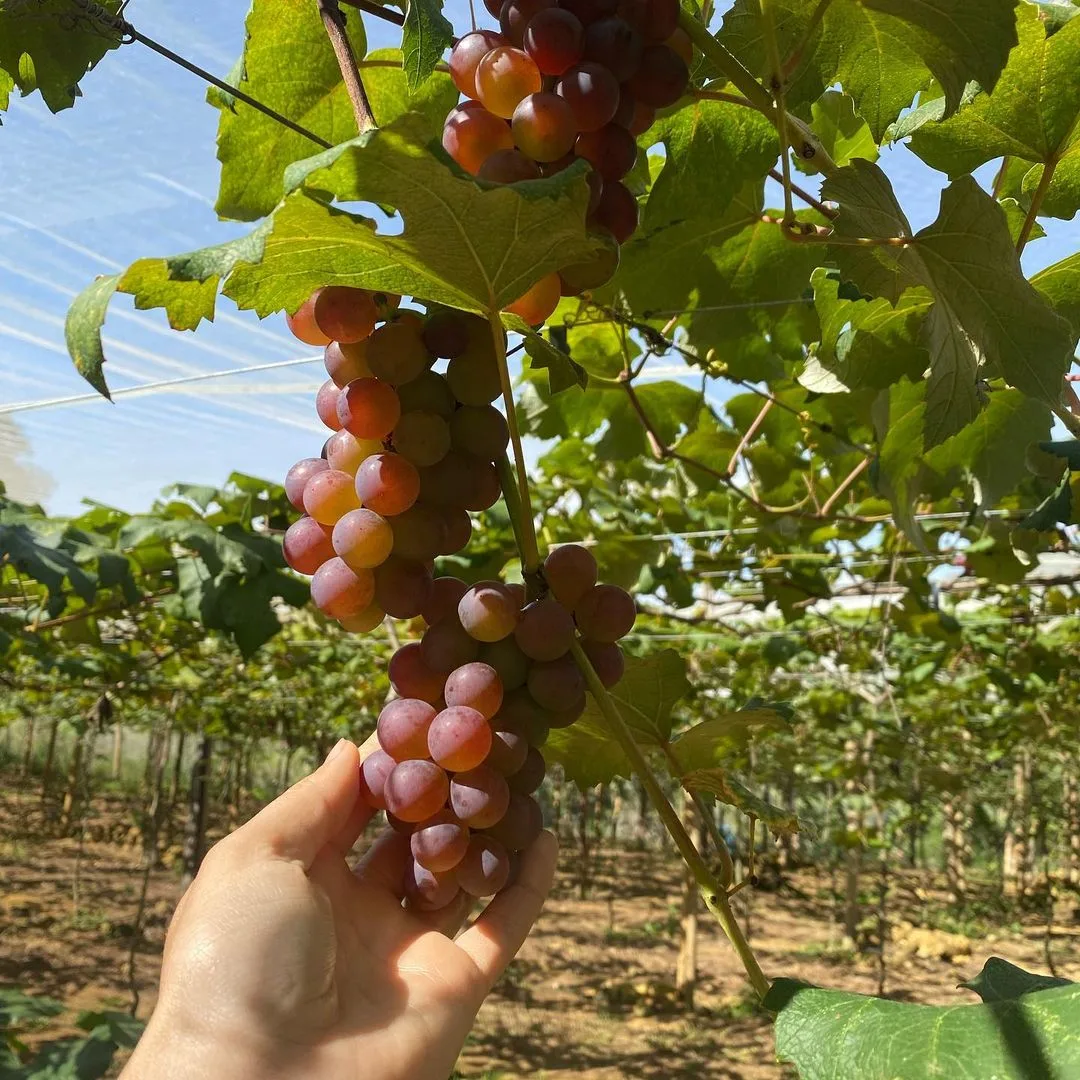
3, 782, 1079, 1079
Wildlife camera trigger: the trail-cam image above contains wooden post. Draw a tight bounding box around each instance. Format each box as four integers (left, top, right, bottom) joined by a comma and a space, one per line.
675, 792, 700, 1008
111, 722, 123, 780
20, 714, 35, 777
180, 734, 213, 892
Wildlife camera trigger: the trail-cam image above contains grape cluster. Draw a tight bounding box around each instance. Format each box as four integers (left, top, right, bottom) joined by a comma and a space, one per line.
281, 286, 637, 910
443, 0, 691, 305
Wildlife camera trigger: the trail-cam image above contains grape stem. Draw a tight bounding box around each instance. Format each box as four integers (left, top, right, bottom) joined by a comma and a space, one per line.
318, 0, 377, 134
569, 638, 771, 1001
488, 312, 541, 574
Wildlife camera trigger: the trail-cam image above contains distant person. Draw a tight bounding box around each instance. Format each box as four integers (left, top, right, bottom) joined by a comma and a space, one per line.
121, 739, 557, 1080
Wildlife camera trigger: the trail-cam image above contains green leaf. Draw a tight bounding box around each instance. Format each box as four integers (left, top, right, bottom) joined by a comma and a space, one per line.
909, 6, 1080, 221
809, 91, 879, 167
65, 274, 121, 400
513, 322, 588, 393
1033, 251, 1080, 337
668, 708, 791, 773
401, 0, 454, 91
0, 0, 123, 113
680, 769, 801, 836
959, 957, 1073, 1003
212, 0, 367, 221
363, 47, 458, 130
873, 378, 927, 548
766, 975, 1080, 1080
225, 121, 603, 314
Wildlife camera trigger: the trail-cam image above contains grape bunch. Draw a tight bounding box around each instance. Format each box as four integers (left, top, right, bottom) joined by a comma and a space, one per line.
280, 286, 637, 910
442, 0, 691, 307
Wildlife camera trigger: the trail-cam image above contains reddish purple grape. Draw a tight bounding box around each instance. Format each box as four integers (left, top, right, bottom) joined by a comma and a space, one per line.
560, 0, 618, 21
625, 43, 689, 107
524, 7, 585, 74
499, 0, 556, 45
389, 641, 445, 704
449, 405, 510, 460
450, 765, 511, 828
547, 691, 587, 728
378, 698, 437, 761
285, 458, 329, 511
374, 556, 434, 619
554, 62, 620, 131
581, 639, 625, 687
486, 720, 530, 775
478, 147, 544, 183
583, 16, 642, 80
612, 88, 656, 135
438, 507, 473, 554
421, 619, 481, 674
575, 123, 638, 180
619, 0, 678, 41
389, 503, 448, 561
590, 180, 638, 242
512, 91, 579, 162
456, 835, 512, 896
484, 792, 543, 852
514, 597, 576, 661
411, 810, 470, 873
459, 581, 520, 642
384, 759, 450, 823
509, 745, 546, 794
405, 859, 461, 911
543, 543, 598, 608
527, 653, 586, 711
421, 576, 469, 626
445, 661, 505, 719
422, 311, 471, 361
497, 689, 551, 746
575, 583, 636, 641
449, 29, 506, 98
428, 706, 493, 771
359, 749, 396, 810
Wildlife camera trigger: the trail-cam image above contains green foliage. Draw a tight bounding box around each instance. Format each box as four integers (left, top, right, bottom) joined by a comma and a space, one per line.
400, 0, 454, 91
766, 962, 1080, 1080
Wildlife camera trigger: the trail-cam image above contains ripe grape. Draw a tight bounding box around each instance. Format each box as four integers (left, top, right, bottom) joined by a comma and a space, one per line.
338, 603, 385, 633
358, 749, 396, 809
313, 286, 378, 344
390, 503, 447, 561
429, 705, 493, 771
386, 811, 416, 835
326, 430, 381, 476
547, 691, 586, 727
419, 452, 499, 511
456, 835, 511, 896
527, 653, 586, 711
475, 47, 543, 118
486, 720, 530, 775
303, 469, 361, 524
524, 8, 585, 74
310, 557, 375, 620
575, 582, 636, 641
478, 147, 543, 183
559, 243, 620, 295
389, 641, 445, 703
392, 411, 451, 468
421, 576, 469, 626
515, 597, 575, 660
384, 759, 450, 822
459, 581, 520, 642
405, 859, 461, 911
505, 272, 562, 326
367, 320, 435, 386
666, 26, 693, 64
438, 507, 473, 554
421, 311, 470, 360
397, 370, 456, 418
315, 380, 344, 431
449, 29, 506, 98
479, 637, 530, 691
575, 123, 638, 180
626, 43, 689, 107
448, 406, 510, 461
560, 0, 618, 22
446, 343, 503, 406
612, 89, 655, 135
421, 618, 480, 674
464, 458, 502, 511
505, 582, 527, 608
283, 517, 335, 576
584, 16, 643, 80
286, 292, 331, 346
499, 0, 556, 45
483, 0, 504, 16
443, 104, 514, 174
581, 638, 625, 687
619, 0, 678, 41
445, 661, 504, 719
509, 745, 546, 794
553, 62, 620, 131
411, 810, 470, 873
286, 457, 329, 511
512, 93, 578, 162
498, 688, 551, 745
484, 792, 543, 852
373, 290, 401, 317
378, 697, 437, 761
374, 556, 434, 619
332, 508, 394, 571
355, 453, 420, 516
450, 765, 511, 828
337, 378, 401, 440
544, 543, 598, 607
590, 180, 638, 242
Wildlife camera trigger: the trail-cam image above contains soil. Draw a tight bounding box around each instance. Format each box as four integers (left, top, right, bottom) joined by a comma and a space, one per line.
2, 781, 1079, 1079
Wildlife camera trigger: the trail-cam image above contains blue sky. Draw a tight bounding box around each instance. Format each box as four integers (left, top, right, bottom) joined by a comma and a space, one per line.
0, 1, 1077, 517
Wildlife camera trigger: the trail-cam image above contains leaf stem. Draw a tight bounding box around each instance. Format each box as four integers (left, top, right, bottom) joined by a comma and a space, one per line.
1017, 157, 1058, 255
495, 454, 529, 562
338, 0, 405, 25
782, 0, 832, 78
318, 0, 377, 134
570, 638, 770, 999
489, 313, 541, 574
820, 457, 871, 517
761, 0, 795, 225
768, 168, 837, 219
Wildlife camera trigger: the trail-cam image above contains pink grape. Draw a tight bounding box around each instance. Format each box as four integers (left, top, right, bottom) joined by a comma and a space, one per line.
332, 508, 394, 570
384, 760, 450, 822
458, 581, 520, 642
486, 720, 530, 775
405, 859, 461, 911
527, 653, 585, 711
484, 792, 542, 852
456, 835, 511, 897
324, 340, 372, 387
337, 378, 401, 440
543, 543, 597, 607
338, 603, 385, 633
303, 469, 361, 525
509, 745, 546, 794
581, 639, 625, 687
374, 556, 434, 619
389, 642, 445, 704
450, 765, 510, 828
358, 749, 396, 809
420, 619, 480, 674
310, 557, 375, 620
421, 576, 469, 626
316, 379, 344, 431
378, 698, 437, 761
285, 458, 329, 511
514, 597, 575, 661
428, 706, 493, 771
444, 662, 504, 720
497, 689, 551, 746
575, 583, 636, 641
411, 810, 470, 873
326, 430, 381, 475
355, 452, 420, 517
283, 517, 335, 576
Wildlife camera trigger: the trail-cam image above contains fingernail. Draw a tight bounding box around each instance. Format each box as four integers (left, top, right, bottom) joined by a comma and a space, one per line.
325, 738, 348, 765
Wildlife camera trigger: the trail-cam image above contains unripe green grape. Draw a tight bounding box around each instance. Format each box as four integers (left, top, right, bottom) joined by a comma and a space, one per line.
449, 405, 510, 460
479, 637, 530, 691
367, 320, 435, 386
397, 370, 456, 418
392, 410, 452, 468
559, 242, 621, 295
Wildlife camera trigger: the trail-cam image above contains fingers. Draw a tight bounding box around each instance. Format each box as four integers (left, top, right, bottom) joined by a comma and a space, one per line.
354, 827, 411, 896
453, 831, 558, 990
229, 739, 370, 870
414, 889, 475, 938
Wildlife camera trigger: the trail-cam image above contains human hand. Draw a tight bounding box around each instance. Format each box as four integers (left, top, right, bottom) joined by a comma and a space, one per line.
122, 738, 558, 1080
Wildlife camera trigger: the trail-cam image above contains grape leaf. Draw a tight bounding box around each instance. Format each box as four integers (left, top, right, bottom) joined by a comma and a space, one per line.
212, 0, 367, 222
825, 164, 1074, 412
363, 48, 458, 132
872, 378, 927, 548
909, 5, 1080, 221
959, 957, 1073, 1003
0, 0, 123, 114
512, 322, 588, 393
668, 708, 791, 773
1032, 251, 1080, 336
65, 274, 121, 400
808, 91, 879, 167
680, 769, 800, 836
766, 975, 1080, 1080
225, 121, 603, 314
401, 0, 454, 91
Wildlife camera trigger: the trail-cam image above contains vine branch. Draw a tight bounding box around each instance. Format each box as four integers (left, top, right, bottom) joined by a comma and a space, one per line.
318, 0, 377, 134
1016, 157, 1058, 255
768, 168, 838, 220
337, 0, 405, 25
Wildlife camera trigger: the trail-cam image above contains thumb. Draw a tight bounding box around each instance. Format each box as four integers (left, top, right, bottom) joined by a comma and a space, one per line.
232, 738, 369, 869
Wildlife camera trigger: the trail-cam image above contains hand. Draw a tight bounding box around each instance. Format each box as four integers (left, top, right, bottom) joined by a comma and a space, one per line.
122, 739, 558, 1080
